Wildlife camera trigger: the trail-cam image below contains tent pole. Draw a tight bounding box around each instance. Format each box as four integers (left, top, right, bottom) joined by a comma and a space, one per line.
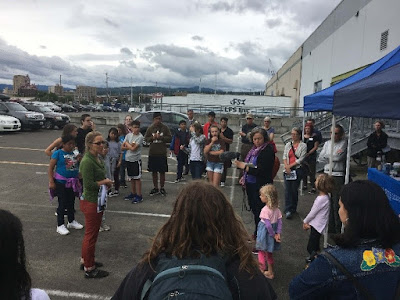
324, 115, 336, 248
328, 115, 336, 175
300, 115, 306, 196
345, 117, 353, 185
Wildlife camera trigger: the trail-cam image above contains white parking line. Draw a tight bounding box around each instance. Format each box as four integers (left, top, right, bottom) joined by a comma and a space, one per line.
0, 201, 171, 218
46, 289, 111, 300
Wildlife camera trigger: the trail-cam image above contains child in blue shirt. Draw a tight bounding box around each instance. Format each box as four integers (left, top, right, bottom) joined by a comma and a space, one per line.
49, 135, 83, 235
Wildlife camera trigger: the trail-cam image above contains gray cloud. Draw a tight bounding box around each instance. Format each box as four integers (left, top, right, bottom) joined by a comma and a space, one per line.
39, 45, 47, 49
192, 35, 204, 41
265, 17, 282, 29
120, 47, 133, 56
104, 17, 119, 28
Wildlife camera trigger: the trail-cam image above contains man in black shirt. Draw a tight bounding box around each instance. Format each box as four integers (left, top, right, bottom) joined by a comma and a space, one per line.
219, 117, 234, 187
367, 120, 388, 168
76, 114, 94, 154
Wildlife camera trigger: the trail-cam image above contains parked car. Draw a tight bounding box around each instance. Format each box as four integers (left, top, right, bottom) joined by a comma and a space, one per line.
32, 101, 62, 112
0, 102, 44, 130
60, 104, 78, 112
102, 105, 113, 112
134, 110, 189, 145
22, 103, 70, 129
0, 114, 21, 132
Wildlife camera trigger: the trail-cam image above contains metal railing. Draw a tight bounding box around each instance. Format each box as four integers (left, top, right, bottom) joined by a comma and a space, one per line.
151, 103, 303, 118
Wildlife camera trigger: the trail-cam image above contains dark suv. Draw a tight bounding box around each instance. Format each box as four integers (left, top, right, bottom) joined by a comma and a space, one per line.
134, 111, 189, 144
23, 104, 70, 129
0, 101, 44, 130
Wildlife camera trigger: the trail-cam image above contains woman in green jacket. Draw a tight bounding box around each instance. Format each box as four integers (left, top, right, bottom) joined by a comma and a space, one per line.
80, 131, 113, 279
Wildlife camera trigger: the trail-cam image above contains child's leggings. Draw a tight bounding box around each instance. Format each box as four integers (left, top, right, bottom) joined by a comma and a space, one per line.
258, 250, 274, 270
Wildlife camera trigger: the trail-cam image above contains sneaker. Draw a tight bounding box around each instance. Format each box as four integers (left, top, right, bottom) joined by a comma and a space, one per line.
109, 190, 119, 197
180, 177, 186, 182
160, 188, 167, 196
285, 211, 293, 220
124, 193, 136, 200
132, 195, 143, 204
150, 188, 160, 196
121, 183, 128, 188
174, 178, 181, 183
220, 182, 225, 187
308, 188, 316, 194
84, 268, 109, 279
56, 224, 70, 235
99, 224, 110, 232
67, 220, 84, 230
80, 261, 103, 271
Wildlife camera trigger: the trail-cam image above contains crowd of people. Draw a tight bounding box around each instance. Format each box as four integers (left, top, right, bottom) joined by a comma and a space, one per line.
3, 110, 398, 299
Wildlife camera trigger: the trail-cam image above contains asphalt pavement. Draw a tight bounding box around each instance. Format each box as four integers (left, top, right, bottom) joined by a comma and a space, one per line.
0, 124, 362, 300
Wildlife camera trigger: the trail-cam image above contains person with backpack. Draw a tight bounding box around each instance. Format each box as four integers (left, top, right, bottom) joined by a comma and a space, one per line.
234, 127, 275, 246
289, 180, 400, 299
112, 181, 277, 300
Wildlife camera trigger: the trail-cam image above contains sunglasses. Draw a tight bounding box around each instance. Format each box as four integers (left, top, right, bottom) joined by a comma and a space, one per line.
91, 141, 106, 145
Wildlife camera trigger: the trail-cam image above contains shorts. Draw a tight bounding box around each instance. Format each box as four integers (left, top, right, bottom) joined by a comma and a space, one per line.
126, 160, 142, 180
148, 156, 168, 173
206, 161, 224, 174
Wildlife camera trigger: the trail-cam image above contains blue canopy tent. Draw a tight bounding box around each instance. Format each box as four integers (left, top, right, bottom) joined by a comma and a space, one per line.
304, 45, 400, 112
333, 63, 400, 119
303, 45, 400, 238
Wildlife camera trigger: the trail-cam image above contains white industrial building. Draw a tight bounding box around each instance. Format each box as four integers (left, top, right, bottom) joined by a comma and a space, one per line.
266, 0, 400, 110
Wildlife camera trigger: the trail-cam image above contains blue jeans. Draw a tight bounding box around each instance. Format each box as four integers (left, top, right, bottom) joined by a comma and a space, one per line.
176, 151, 188, 179
246, 182, 264, 236
284, 168, 303, 214
190, 160, 204, 179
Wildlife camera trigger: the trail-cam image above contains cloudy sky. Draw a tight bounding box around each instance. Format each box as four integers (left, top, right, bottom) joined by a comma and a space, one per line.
1, 0, 341, 91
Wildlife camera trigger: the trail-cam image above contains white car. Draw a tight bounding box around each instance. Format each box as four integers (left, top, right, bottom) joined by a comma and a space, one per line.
0, 114, 21, 132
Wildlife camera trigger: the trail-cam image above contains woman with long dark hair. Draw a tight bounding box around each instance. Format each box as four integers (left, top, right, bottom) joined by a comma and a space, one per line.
235, 127, 275, 241
112, 181, 276, 299
289, 180, 400, 299
0, 209, 50, 300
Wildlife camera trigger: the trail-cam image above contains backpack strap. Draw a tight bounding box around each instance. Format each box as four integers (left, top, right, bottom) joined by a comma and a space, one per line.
140, 279, 153, 300
321, 251, 375, 300
290, 142, 299, 159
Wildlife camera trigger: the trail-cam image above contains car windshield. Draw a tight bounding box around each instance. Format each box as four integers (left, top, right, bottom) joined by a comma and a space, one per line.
7, 102, 27, 111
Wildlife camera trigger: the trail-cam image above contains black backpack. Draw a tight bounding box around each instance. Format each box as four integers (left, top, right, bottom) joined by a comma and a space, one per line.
140, 253, 233, 300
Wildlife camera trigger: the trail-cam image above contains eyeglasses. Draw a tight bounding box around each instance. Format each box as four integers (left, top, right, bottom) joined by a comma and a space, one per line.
91, 141, 106, 145
246, 118, 253, 120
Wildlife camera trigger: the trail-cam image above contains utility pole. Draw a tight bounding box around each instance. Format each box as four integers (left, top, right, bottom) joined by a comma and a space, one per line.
214, 73, 217, 95
105, 72, 109, 102
199, 78, 202, 93
130, 77, 133, 107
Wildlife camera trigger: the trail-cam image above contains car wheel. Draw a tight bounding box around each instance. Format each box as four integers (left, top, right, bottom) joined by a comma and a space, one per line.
44, 120, 54, 129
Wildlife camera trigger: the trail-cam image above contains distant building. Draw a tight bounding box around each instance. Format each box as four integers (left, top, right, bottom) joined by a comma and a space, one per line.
18, 85, 38, 97
48, 84, 63, 96
13, 74, 30, 95
75, 86, 97, 102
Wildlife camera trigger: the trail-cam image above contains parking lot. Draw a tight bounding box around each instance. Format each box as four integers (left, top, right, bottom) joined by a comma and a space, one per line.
0, 124, 325, 300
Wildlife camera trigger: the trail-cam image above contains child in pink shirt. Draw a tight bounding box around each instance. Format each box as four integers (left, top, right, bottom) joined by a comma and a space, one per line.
256, 184, 282, 279
303, 174, 335, 262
